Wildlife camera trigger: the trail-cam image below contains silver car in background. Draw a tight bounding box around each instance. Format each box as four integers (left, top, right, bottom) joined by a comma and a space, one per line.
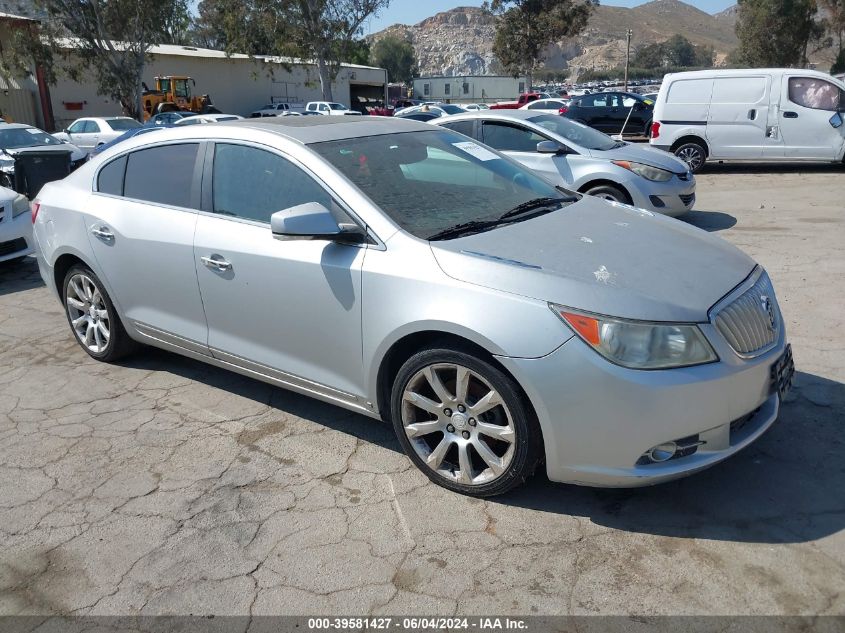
32, 117, 792, 496
433, 110, 696, 216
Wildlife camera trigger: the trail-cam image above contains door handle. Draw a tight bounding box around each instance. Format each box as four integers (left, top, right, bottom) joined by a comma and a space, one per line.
747, 109, 757, 120
91, 226, 114, 240
200, 255, 232, 271
783, 111, 798, 118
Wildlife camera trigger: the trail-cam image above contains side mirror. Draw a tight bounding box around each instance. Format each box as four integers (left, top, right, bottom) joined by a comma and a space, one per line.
829, 112, 843, 129
537, 140, 566, 154
270, 202, 365, 243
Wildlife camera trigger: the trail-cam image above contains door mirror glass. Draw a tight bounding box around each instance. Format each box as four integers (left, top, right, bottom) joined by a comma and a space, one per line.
270, 202, 364, 243
536, 140, 564, 154
830, 112, 843, 129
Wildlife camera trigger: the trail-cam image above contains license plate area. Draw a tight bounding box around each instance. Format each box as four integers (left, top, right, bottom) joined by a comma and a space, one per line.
770, 343, 794, 398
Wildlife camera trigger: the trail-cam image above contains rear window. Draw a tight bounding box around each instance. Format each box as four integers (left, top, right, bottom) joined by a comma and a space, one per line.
123, 143, 199, 208
666, 79, 713, 104
712, 77, 767, 104
108, 119, 142, 131
440, 120, 475, 138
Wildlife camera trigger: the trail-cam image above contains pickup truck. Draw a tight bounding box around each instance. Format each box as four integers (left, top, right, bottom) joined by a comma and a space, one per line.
489, 93, 541, 110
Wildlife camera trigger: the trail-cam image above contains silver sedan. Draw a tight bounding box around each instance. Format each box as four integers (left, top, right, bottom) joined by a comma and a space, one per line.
32, 117, 792, 496
433, 110, 696, 216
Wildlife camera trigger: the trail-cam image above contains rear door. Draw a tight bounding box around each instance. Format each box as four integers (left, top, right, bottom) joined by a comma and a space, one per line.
778, 74, 845, 159
84, 142, 209, 354
705, 75, 770, 159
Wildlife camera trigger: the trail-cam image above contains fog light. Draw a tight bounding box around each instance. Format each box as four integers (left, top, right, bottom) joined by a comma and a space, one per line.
648, 442, 677, 463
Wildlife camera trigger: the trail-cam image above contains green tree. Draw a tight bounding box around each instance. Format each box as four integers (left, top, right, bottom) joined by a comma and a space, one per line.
345, 38, 371, 66
819, 0, 845, 66
197, 0, 391, 102
832, 46, 845, 72
634, 35, 715, 69
734, 0, 825, 67
485, 0, 597, 87
15, 0, 191, 120
370, 35, 416, 84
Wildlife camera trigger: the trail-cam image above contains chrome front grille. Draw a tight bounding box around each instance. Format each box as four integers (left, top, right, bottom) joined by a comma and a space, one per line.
714, 272, 779, 356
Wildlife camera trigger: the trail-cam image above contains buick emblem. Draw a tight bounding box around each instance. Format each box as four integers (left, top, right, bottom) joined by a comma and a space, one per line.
760, 295, 776, 330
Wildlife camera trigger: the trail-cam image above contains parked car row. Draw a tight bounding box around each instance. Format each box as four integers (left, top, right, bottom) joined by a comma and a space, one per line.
29, 115, 794, 498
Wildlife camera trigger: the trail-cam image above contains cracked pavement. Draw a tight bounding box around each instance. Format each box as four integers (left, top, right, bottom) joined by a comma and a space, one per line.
0, 165, 843, 617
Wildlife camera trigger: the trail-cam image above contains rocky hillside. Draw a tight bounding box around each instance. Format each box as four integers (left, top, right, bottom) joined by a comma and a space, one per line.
370, 1, 739, 78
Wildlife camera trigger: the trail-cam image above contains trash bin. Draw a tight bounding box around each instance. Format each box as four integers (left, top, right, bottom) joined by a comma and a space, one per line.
12, 148, 73, 199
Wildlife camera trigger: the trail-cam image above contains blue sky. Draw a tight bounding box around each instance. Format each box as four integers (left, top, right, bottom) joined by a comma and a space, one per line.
363, 0, 736, 34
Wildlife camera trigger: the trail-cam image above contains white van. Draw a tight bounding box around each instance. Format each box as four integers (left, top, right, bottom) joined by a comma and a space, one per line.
650, 69, 845, 172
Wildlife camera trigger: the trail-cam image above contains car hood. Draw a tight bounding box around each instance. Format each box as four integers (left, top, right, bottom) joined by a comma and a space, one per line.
429, 196, 755, 323
588, 142, 689, 174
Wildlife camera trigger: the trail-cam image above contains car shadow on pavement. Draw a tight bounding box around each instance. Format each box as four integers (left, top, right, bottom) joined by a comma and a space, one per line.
121, 341, 844, 545
500, 370, 845, 544
683, 210, 737, 232
700, 162, 845, 175
0, 256, 44, 296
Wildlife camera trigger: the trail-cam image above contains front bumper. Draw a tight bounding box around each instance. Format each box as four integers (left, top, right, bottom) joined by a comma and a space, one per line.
497, 322, 788, 487
0, 205, 34, 262
626, 173, 696, 217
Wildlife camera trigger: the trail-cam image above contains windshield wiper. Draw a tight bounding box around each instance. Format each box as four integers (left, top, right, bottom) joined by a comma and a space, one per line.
427, 219, 501, 241
498, 196, 563, 221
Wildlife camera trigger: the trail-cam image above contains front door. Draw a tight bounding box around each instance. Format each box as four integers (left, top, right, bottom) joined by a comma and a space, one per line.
705, 75, 770, 159
778, 75, 845, 160
193, 142, 366, 399
480, 120, 575, 188
67, 120, 101, 150
84, 142, 209, 354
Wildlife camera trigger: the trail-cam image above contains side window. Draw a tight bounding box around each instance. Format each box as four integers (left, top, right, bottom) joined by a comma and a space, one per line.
68, 121, 87, 134
88, 121, 103, 133
788, 77, 843, 111
123, 143, 199, 208
319, 104, 328, 112
212, 144, 333, 223
97, 155, 127, 196
441, 120, 475, 138
482, 122, 546, 152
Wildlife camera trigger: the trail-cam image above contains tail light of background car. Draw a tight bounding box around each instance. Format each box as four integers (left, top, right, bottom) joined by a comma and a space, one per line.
31, 201, 40, 224
558, 106, 569, 115
651, 121, 661, 139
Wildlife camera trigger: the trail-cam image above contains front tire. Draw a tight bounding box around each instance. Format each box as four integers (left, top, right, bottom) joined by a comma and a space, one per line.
585, 184, 629, 204
674, 141, 707, 173
62, 264, 136, 362
390, 347, 542, 497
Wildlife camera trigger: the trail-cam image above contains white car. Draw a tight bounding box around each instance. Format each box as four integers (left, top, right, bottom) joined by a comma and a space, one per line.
519, 98, 570, 112
304, 102, 362, 116
54, 117, 142, 151
0, 184, 33, 263
650, 68, 845, 172
463, 103, 490, 111
174, 114, 244, 126
0, 123, 86, 188
250, 103, 304, 117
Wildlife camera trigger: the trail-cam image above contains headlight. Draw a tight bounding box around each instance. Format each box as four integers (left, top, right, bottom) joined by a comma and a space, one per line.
551, 305, 718, 369
0, 156, 14, 173
612, 160, 673, 182
11, 194, 30, 218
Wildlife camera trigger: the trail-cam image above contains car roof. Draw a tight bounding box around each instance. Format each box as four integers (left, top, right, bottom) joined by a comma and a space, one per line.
435, 110, 545, 124
0, 122, 36, 130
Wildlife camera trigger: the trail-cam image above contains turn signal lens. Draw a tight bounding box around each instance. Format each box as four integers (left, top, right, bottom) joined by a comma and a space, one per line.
559, 312, 600, 345
551, 304, 718, 370
651, 121, 661, 139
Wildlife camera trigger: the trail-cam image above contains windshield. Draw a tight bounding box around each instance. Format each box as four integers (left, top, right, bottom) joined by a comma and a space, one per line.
0, 127, 63, 150
328, 103, 348, 111
439, 104, 466, 115
108, 119, 142, 131
311, 129, 575, 240
527, 114, 618, 151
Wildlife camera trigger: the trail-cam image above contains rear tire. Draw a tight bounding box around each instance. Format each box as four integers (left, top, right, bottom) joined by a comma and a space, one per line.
673, 141, 707, 173
390, 347, 542, 497
62, 264, 137, 362
585, 184, 629, 204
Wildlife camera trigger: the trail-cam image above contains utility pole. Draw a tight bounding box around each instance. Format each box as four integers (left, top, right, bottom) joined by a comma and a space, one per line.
624, 29, 633, 92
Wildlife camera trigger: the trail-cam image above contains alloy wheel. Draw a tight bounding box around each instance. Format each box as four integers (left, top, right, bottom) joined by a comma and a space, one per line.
676, 146, 704, 171
401, 363, 516, 486
65, 273, 110, 354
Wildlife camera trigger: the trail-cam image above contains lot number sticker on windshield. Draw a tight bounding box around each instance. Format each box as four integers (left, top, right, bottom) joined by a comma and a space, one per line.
452, 141, 498, 162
